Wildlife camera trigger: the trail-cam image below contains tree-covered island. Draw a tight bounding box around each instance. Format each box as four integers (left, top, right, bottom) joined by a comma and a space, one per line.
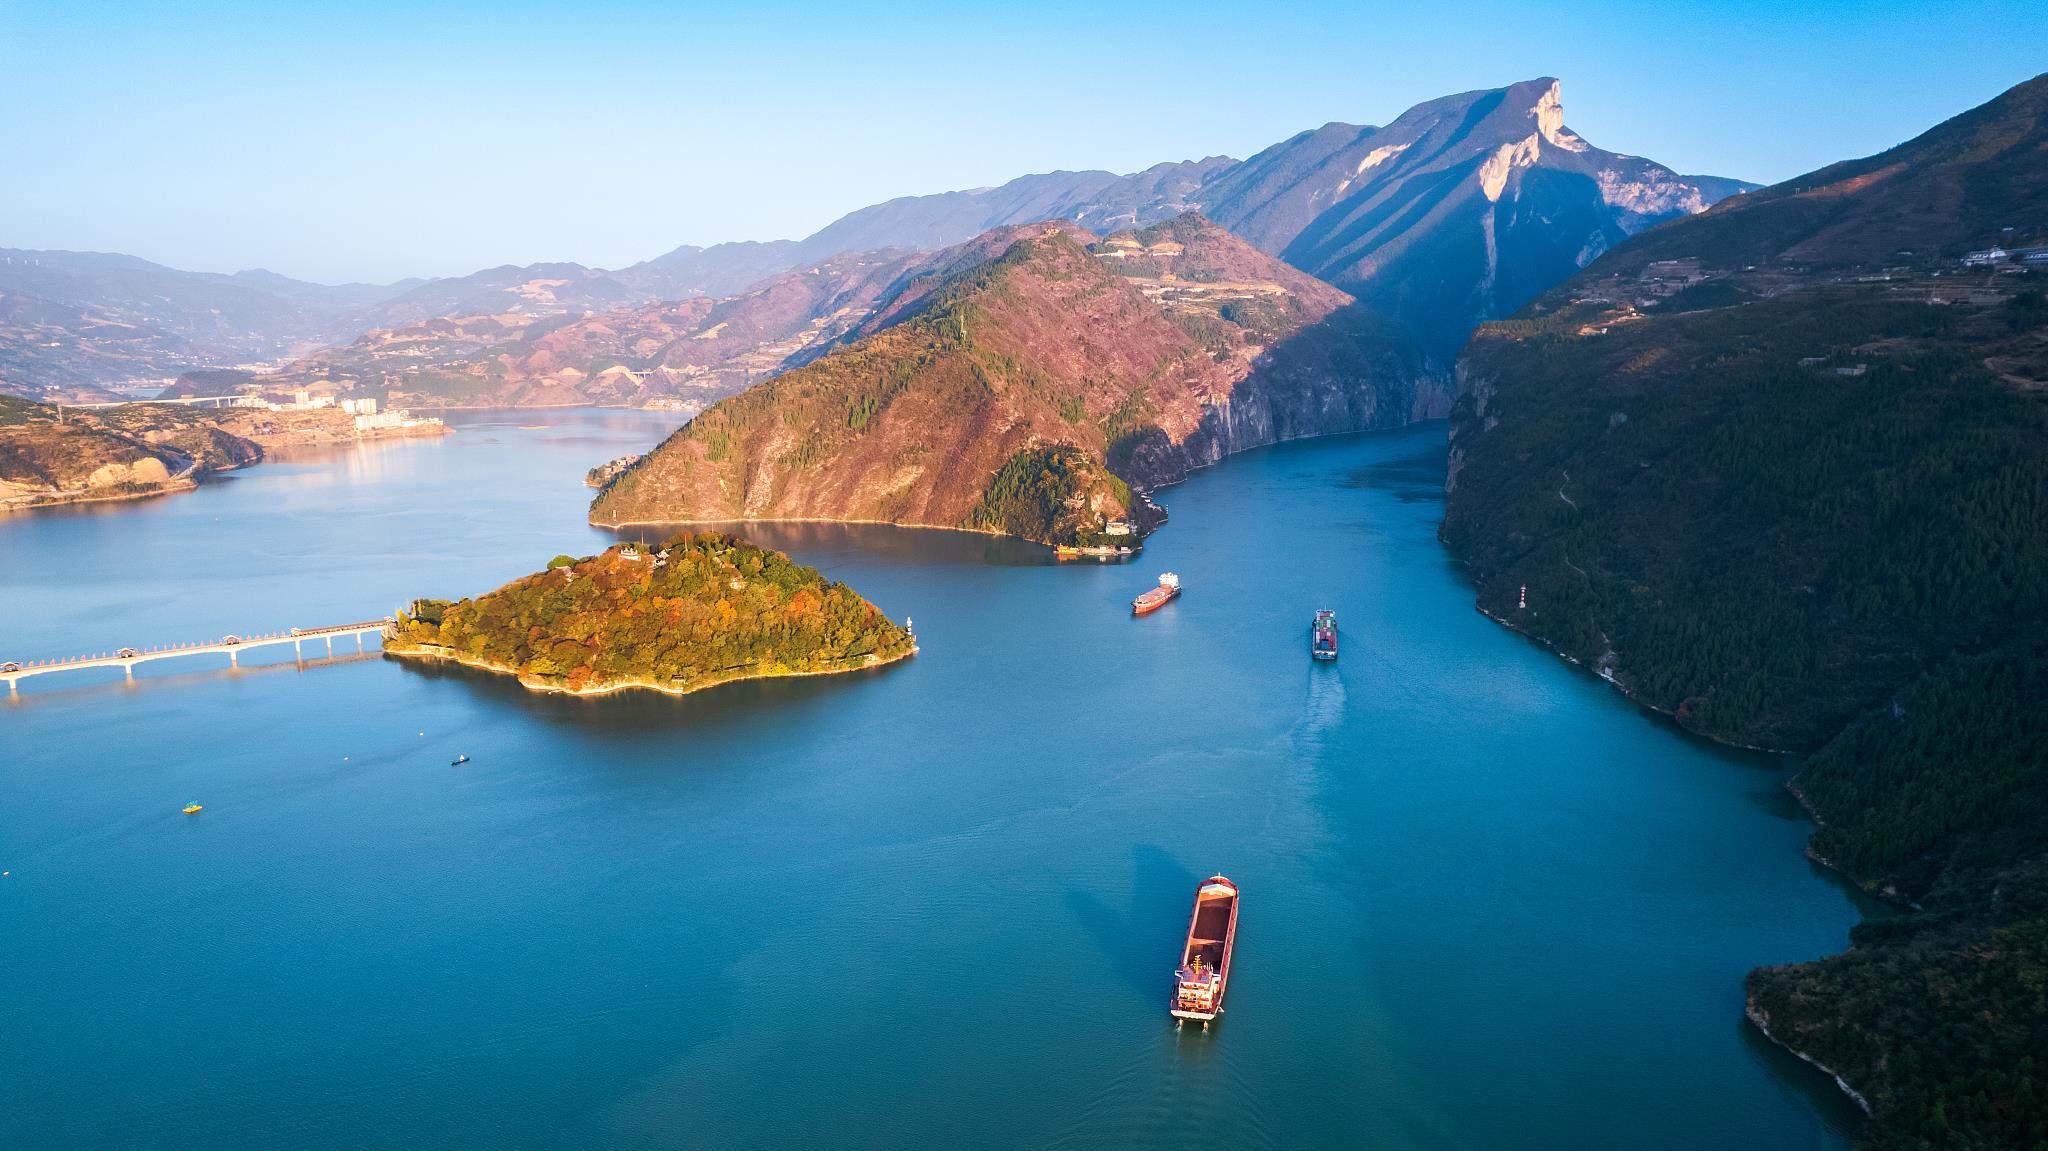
385, 533, 915, 696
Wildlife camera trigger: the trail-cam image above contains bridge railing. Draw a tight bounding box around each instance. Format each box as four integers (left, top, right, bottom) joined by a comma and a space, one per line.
3, 618, 394, 678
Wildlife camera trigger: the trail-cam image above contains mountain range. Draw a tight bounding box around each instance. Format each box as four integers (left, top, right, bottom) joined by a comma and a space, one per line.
1440, 71, 2048, 1151
0, 79, 1746, 406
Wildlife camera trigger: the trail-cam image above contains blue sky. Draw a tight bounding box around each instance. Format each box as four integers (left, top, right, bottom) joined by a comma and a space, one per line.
4, 0, 2043, 283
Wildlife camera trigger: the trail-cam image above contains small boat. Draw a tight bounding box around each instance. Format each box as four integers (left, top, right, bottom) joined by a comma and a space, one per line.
1172, 875, 1239, 1023
1311, 609, 1338, 661
451, 754, 469, 766
182, 803, 203, 815
1132, 572, 1181, 616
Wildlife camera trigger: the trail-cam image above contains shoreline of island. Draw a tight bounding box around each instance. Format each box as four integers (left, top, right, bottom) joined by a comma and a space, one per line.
383, 641, 915, 698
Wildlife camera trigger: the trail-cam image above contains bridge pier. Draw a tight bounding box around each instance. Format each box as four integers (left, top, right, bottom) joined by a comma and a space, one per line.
326, 635, 334, 656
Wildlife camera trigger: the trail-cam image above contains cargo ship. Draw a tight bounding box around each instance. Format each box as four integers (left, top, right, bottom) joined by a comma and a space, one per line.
1132, 572, 1181, 616
1171, 875, 1239, 1023
1311, 610, 1338, 660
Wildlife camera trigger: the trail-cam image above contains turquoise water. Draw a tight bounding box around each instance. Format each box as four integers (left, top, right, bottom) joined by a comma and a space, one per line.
0, 412, 1869, 1148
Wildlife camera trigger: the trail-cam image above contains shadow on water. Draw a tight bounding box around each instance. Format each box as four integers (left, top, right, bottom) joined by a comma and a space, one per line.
1, 650, 381, 708
1063, 843, 1201, 996
610, 520, 1059, 568
1338, 431, 1451, 504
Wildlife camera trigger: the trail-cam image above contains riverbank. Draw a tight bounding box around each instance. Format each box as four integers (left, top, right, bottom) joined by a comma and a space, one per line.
1467, 584, 1879, 1123
0, 421, 448, 515
1745, 996, 1873, 1115
0, 473, 200, 514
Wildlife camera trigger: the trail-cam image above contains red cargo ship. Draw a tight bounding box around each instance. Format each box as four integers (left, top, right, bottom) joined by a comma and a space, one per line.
1171, 875, 1239, 1023
1132, 572, 1181, 616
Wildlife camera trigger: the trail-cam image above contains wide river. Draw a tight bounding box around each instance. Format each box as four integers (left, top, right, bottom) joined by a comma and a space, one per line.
2, 411, 1870, 1149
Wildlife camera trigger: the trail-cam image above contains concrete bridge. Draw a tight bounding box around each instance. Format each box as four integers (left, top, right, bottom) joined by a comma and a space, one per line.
2, 619, 394, 695
56, 394, 251, 413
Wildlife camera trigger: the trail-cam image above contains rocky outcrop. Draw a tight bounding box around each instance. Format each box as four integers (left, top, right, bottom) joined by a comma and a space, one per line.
1194, 78, 1754, 353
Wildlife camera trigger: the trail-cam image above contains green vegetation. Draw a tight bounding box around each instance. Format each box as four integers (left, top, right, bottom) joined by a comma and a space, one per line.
385, 533, 915, 696
1743, 644, 2048, 1150
1441, 78, 2048, 1149
966, 445, 1132, 545
1749, 850, 2048, 1150
1802, 649, 2048, 892
1447, 290, 2048, 747
1447, 283, 2048, 1150
0, 395, 49, 427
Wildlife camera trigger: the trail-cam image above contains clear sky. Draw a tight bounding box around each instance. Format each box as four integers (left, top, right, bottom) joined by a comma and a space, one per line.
5, 0, 2043, 284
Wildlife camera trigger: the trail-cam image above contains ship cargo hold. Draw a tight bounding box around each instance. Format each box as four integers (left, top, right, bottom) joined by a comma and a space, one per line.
1171, 875, 1239, 1022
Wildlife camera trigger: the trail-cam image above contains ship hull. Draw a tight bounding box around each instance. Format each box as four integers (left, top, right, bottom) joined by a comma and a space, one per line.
1171, 876, 1239, 1021
1132, 587, 1180, 615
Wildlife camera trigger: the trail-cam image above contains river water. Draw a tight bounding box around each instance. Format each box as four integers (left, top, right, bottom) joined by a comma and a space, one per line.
1, 411, 1869, 1149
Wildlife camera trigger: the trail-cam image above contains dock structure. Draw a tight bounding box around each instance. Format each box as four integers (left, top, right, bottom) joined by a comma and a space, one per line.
2, 619, 394, 695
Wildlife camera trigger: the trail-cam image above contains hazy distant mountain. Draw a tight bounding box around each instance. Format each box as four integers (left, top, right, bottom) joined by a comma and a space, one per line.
247, 248, 949, 411
0, 79, 1746, 401
0, 249, 416, 397
619, 160, 1235, 304
789, 159, 1234, 259
613, 239, 804, 302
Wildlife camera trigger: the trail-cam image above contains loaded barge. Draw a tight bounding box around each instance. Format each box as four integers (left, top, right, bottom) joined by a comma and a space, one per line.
1171, 875, 1239, 1023
1132, 572, 1181, 616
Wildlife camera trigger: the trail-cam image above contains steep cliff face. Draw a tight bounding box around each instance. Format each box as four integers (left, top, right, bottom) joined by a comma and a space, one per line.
590, 215, 1444, 538
1196, 78, 1752, 353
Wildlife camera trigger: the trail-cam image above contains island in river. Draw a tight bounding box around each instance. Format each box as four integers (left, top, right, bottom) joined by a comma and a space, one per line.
383, 532, 916, 696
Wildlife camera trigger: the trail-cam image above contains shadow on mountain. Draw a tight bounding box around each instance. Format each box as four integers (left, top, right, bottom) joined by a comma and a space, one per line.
1116, 299, 1454, 493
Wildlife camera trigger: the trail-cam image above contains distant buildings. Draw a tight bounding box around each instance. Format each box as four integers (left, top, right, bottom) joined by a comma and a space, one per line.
1963, 247, 2010, 267
1642, 258, 1703, 281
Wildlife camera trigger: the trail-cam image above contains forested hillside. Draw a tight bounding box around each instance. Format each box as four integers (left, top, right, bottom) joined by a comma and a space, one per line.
1441, 73, 2048, 1150
385, 534, 914, 696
